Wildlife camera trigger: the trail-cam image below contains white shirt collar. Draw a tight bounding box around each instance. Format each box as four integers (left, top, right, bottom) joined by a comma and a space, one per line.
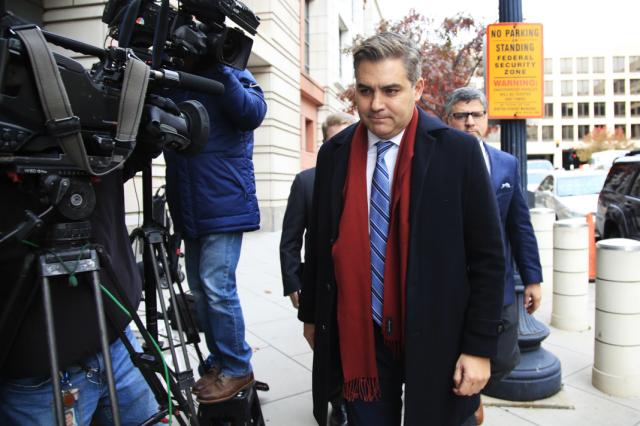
367, 129, 405, 149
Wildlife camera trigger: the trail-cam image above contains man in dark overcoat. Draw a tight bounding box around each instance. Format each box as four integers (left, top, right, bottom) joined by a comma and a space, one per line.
297, 32, 506, 426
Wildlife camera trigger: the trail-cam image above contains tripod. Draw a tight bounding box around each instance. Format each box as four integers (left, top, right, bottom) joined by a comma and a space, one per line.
0, 172, 201, 425
129, 162, 204, 424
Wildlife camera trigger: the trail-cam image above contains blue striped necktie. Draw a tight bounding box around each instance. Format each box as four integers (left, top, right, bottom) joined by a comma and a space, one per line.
370, 140, 393, 325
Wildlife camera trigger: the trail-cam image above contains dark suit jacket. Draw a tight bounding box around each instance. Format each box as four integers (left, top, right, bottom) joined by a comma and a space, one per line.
484, 144, 543, 306
280, 167, 315, 296
298, 109, 506, 426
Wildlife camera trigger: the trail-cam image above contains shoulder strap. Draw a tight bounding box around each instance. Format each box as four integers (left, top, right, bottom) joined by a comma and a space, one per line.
13, 26, 149, 176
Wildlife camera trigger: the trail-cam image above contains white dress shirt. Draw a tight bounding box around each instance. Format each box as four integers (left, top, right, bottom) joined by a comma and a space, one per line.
366, 130, 404, 216
477, 137, 491, 174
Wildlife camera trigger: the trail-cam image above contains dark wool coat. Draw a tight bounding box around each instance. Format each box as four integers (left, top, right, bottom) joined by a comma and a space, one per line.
298, 109, 506, 425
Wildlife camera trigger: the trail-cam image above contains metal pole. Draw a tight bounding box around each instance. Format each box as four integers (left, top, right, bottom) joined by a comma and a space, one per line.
483, 0, 563, 402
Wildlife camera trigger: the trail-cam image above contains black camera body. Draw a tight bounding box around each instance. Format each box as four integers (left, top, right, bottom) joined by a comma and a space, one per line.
102, 0, 260, 70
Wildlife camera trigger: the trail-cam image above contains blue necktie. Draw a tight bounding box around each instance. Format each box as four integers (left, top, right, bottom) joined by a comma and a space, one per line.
370, 141, 393, 325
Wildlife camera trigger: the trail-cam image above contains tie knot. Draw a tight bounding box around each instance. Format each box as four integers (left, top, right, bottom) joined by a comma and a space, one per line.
376, 140, 393, 158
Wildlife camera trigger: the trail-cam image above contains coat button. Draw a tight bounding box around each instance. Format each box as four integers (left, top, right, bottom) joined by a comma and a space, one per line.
321, 324, 327, 331
326, 282, 332, 292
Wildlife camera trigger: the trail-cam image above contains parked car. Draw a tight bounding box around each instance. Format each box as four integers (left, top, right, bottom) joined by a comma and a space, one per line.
526, 159, 554, 195
596, 153, 640, 240
528, 159, 554, 171
534, 170, 608, 220
589, 150, 629, 170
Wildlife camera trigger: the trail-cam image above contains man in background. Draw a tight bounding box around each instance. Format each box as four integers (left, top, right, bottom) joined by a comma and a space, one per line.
445, 87, 543, 424
280, 112, 355, 426
280, 112, 356, 308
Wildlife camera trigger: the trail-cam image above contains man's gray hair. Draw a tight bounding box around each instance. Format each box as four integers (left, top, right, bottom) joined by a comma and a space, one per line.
444, 87, 487, 115
322, 112, 356, 141
352, 32, 422, 85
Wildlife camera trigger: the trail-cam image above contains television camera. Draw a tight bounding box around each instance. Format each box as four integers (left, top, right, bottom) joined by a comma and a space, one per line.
102, 0, 260, 71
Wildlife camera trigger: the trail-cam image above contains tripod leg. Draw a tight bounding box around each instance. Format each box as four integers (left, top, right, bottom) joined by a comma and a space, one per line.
90, 270, 122, 426
96, 246, 199, 425
41, 276, 65, 426
143, 236, 161, 345
156, 242, 200, 425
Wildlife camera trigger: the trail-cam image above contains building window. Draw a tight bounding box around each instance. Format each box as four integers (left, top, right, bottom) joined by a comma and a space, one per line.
304, 0, 310, 74
576, 57, 589, 74
593, 79, 605, 95
526, 126, 538, 141
631, 101, 640, 117
614, 101, 626, 117
593, 57, 605, 73
561, 58, 573, 74
632, 124, 640, 139
577, 80, 589, 95
631, 56, 640, 72
613, 56, 625, 73
561, 102, 574, 118
544, 58, 553, 74
631, 79, 640, 94
561, 80, 573, 96
577, 102, 589, 117
544, 80, 553, 96
578, 125, 589, 139
562, 125, 574, 141
544, 103, 554, 117
614, 124, 626, 136
614, 79, 626, 95
594, 102, 606, 117
542, 126, 554, 141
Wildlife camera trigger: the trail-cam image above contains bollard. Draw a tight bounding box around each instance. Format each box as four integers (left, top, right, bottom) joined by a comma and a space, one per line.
592, 238, 640, 397
551, 218, 589, 331
530, 208, 555, 296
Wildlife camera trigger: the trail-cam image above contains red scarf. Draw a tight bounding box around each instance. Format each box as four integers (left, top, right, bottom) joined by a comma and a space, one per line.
332, 108, 418, 401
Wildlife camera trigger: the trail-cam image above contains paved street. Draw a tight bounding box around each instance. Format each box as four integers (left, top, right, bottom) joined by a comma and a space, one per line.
165, 230, 640, 425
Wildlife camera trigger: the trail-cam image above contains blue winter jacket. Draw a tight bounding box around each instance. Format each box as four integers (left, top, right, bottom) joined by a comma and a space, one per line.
164, 65, 267, 238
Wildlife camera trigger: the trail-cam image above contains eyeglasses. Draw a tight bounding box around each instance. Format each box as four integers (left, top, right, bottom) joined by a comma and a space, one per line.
449, 111, 486, 121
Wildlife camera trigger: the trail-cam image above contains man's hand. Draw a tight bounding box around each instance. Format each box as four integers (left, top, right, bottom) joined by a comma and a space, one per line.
452, 353, 491, 396
303, 323, 315, 350
524, 283, 542, 314
288, 291, 300, 309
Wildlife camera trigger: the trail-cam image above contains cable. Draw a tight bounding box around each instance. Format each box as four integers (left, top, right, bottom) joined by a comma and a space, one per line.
100, 284, 173, 425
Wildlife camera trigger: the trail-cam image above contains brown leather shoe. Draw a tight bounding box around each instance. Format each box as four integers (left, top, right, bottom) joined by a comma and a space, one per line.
193, 365, 220, 395
197, 372, 255, 404
474, 400, 484, 425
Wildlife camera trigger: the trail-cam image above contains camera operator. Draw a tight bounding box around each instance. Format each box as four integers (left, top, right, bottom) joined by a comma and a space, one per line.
164, 60, 267, 404
0, 145, 161, 424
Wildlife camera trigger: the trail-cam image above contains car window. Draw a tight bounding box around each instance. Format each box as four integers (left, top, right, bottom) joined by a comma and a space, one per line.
528, 171, 549, 187
629, 171, 640, 198
528, 160, 554, 171
604, 163, 636, 193
556, 174, 607, 197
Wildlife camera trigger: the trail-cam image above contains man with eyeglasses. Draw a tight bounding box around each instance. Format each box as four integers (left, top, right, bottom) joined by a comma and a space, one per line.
445, 87, 543, 425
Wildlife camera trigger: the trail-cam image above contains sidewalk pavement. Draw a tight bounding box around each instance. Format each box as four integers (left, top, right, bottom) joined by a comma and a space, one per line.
185, 230, 640, 425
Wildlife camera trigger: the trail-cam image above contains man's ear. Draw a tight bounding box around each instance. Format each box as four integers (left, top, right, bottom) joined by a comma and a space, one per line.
413, 78, 425, 101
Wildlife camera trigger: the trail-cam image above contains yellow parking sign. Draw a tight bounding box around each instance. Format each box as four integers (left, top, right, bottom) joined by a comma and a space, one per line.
486, 23, 544, 119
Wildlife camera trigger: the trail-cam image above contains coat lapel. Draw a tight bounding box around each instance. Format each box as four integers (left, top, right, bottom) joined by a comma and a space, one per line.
330, 132, 352, 241
410, 110, 446, 220
485, 143, 501, 192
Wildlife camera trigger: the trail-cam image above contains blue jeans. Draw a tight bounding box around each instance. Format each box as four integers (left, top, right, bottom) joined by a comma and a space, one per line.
0, 325, 159, 425
184, 232, 252, 377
